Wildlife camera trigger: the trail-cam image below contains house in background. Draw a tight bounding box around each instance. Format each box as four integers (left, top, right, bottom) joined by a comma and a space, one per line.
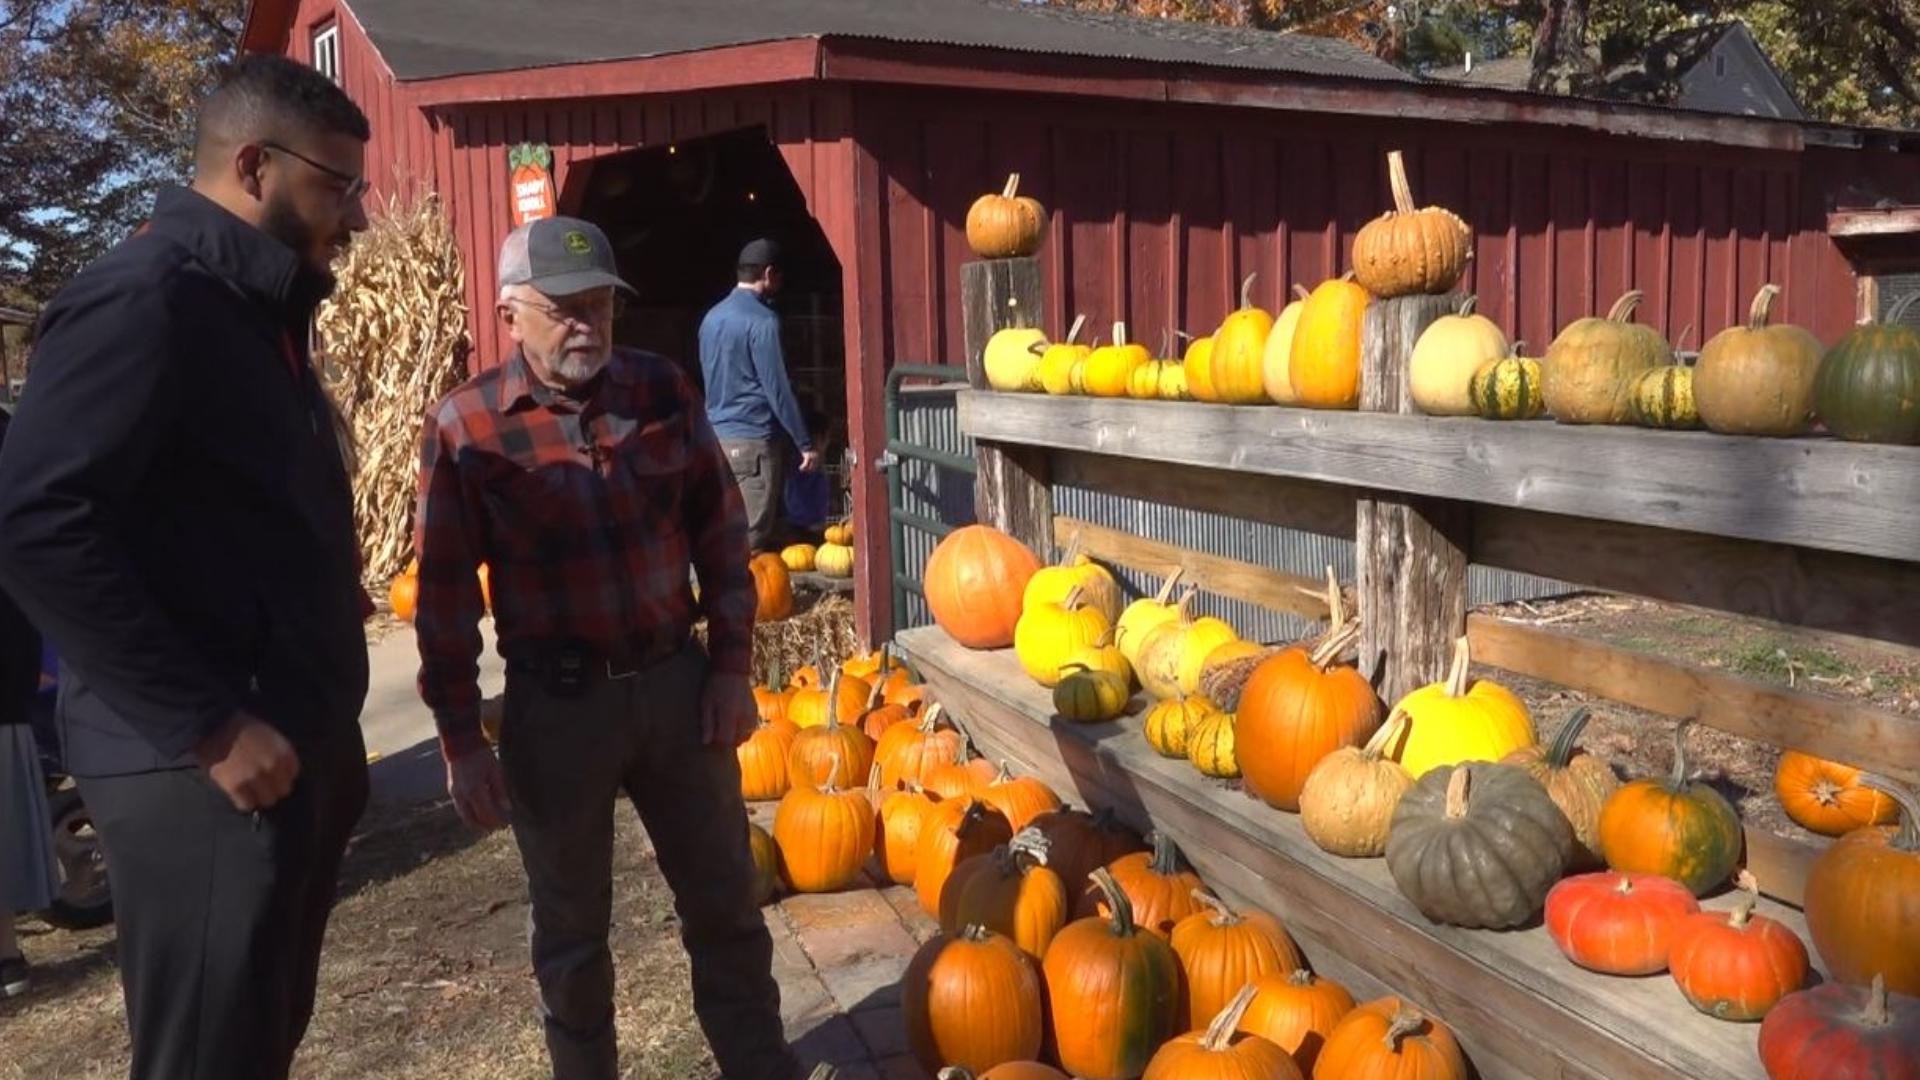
1429, 21, 1806, 121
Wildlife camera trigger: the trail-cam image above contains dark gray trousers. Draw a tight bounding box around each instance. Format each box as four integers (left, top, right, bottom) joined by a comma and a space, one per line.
720, 439, 782, 552
499, 644, 798, 1080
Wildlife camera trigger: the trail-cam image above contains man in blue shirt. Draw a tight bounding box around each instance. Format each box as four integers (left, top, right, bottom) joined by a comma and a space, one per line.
697, 239, 817, 551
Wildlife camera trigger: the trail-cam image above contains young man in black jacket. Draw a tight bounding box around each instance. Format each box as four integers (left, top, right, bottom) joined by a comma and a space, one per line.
0, 56, 372, 1079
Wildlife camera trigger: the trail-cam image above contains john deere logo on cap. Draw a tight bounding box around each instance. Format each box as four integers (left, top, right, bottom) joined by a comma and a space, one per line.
564, 231, 592, 255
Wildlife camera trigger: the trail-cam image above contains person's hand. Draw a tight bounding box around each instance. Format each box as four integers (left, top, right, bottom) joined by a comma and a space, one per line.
447, 745, 512, 830
700, 673, 758, 748
798, 449, 822, 473
195, 711, 301, 812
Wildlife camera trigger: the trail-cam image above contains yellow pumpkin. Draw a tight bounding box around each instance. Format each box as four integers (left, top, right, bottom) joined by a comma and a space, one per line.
1053, 666, 1130, 723
1062, 628, 1132, 686
1383, 636, 1535, 778
1289, 275, 1371, 409
816, 543, 855, 579
1014, 586, 1113, 688
1183, 334, 1220, 403
1116, 572, 1186, 669
1262, 284, 1312, 404
824, 520, 855, 546
1410, 295, 1509, 416
1021, 539, 1122, 624
984, 296, 1048, 393
1039, 314, 1091, 396
1083, 321, 1150, 398
1205, 274, 1274, 405
780, 544, 818, 572
1145, 695, 1217, 759
1136, 595, 1240, 700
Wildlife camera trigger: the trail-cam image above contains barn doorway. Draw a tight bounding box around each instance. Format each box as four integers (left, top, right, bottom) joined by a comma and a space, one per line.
571, 127, 847, 541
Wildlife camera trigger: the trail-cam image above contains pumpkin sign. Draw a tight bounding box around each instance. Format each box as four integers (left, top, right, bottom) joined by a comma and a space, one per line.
1803, 773, 1920, 996
1668, 872, 1809, 1022
1815, 293, 1920, 445
1757, 974, 1920, 1080
1544, 871, 1701, 976
985, 296, 1048, 393
925, 526, 1041, 649
1350, 150, 1473, 299
1542, 290, 1672, 424
966, 173, 1046, 259
1386, 763, 1574, 929
1289, 275, 1371, 409
1694, 285, 1824, 436
1410, 295, 1509, 416
1598, 721, 1743, 897
1384, 635, 1534, 779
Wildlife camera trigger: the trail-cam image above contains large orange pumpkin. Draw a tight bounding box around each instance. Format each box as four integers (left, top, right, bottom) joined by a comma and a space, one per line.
1597, 721, 1743, 897
789, 668, 871, 731
1042, 867, 1182, 1080
1170, 891, 1305, 1031
737, 714, 800, 802
924, 755, 1001, 802
787, 679, 876, 791
772, 753, 874, 893
874, 770, 940, 886
1203, 274, 1276, 405
1803, 772, 1920, 996
748, 552, 794, 622
983, 762, 1064, 832
903, 926, 1046, 1073
925, 526, 1042, 649
1145, 985, 1303, 1080
1775, 751, 1898, 837
942, 828, 1070, 962
1103, 831, 1209, 939
753, 660, 796, 725
1288, 275, 1371, 409
1238, 969, 1355, 1075
1311, 998, 1468, 1080
876, 702, 967, 791
1237, 598, 1381, 812
1350, 150, 1473, 299
915, 797, 1015, 917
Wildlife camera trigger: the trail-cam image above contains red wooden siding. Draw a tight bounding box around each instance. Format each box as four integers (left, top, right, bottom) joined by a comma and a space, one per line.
282, 0, 437, 199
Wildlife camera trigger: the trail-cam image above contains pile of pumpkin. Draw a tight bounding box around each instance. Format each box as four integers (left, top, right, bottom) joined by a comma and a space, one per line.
777, 518, 857, 582
975, 150, 1920, 446
917, 522, 1920, 1077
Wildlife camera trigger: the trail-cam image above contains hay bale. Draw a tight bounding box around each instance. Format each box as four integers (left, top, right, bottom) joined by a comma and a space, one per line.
315, 189, 469, 586
693, 592, 859, 685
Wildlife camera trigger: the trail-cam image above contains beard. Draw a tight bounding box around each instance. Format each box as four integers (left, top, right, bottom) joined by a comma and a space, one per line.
259, 192, 339, 298
547, 337, 611, 387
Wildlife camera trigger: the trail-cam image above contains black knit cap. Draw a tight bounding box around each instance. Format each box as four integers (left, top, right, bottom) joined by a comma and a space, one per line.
737, 238, 781, 268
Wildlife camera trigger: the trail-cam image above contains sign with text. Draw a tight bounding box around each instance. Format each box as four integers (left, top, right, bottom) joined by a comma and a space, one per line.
507, 143, 557, 227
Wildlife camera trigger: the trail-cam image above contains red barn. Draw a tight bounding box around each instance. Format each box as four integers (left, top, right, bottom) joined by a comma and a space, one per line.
242, 0, 1920, 642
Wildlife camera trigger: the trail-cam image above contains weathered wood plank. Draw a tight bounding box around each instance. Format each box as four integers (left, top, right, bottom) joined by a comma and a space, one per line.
900, 626, 1793, 1080
1467, 614, 1920, 785
1051, 450, 1358, 539
1472, 507, 1920, 648
1055, 515, 1333, 624
960, 257, 1045, 381
961, 259, 1054, 552
956, 391, 1920, 565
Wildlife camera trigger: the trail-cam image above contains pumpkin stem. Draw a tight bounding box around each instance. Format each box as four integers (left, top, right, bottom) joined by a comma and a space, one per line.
1239, 272, 1258, 309
1324, 564, 1345, 627
1667, 721, 1697, 793
1386, 149, 1416, 214
1444, 767, 1472, 819
1673, 322, 1695, 352
936, 1070, 974, 1080
918, 701, 947, 734
1862, 974, 1890, 1028
1362, 706, 1410, 760
1885, 292, 1920, 326
864, 669, 886, 710
1148, 829, 1183, 876
1061, 584, 1086, 611
767, 652, 785, 692
1194, 888, 1238, 926
1310, 619, 1362, 671
1383, 1008, 1428, 1051
1090, 866, 1137, 937
1202, 984, 1261, 1052
1112, 320, 1129, 348
993, 759, 1017, 785
1292, 283, 1311, 302
1001, 172, 1020, 199
1006, 294, 1028, 331
1853, 773, 1919, 851
1444, 635, 1472, 698
959, 922, 994, 943
1508, 339, 1526, 358
1065, 313, 1087, 345
1340, 270, 1356, 282
1009, 827, 1051, 868
1546, 707, 1593, 770
1058, 531, 1083, 567
1160, 326, 1174, 357
1153, 567, 1186, 605
823, 751, 844, 793
1606, 290, 1646, 323
1458, 294, 1479, 318
824, 669, 844, 730
866, 761, 882, 800
1288, 968, 1315, 987
1729, 870, 1760, 928
1748, 284, 1782, 329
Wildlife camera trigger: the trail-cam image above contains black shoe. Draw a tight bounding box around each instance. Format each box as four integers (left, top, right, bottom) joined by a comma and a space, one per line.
0, 954, 30, 999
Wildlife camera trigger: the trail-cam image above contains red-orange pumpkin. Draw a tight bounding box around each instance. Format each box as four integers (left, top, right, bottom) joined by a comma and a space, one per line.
1757, 974, 1920, 1080
1668, 874, 1809, 1022
925, 526, 1042, 649
1544, 871, 1701, 976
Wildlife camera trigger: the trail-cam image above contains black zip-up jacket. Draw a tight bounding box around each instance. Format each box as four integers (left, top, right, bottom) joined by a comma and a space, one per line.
0, 187, 368, 776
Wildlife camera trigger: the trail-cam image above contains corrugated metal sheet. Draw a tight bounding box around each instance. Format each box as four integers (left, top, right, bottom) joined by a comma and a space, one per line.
893, 385, 977, 628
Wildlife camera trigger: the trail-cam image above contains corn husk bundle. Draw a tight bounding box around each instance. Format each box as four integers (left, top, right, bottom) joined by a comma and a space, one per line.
314, 188, 469, 587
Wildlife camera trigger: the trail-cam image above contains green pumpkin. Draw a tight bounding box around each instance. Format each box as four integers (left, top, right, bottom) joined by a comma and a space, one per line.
1385, 762, 1573, 929
1469, 348, 1545, 420
1814, 293, 1920, 445
1628, 364, 1702, 429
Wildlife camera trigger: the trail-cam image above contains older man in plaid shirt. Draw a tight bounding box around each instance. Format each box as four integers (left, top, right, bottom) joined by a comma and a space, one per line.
412, 216, 801, 1080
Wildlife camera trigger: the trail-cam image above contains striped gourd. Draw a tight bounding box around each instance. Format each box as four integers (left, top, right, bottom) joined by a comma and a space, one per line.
1187, 712, 1241, 779
1629, 364, 1702, 429
1469, 349, 1545, 420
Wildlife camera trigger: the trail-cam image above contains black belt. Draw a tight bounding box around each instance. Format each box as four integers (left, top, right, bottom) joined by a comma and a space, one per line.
506, 636, 688, 684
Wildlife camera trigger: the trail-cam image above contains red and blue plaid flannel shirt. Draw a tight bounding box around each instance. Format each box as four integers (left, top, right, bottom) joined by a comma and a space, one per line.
412, 346, 753, 758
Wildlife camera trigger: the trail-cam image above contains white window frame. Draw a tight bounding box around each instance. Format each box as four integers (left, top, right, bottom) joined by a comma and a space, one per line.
312, 22, 340, 85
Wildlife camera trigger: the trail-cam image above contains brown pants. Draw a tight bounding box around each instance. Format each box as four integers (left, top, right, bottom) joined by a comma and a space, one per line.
721, 439, 782, 551
498, 645, 798, 1080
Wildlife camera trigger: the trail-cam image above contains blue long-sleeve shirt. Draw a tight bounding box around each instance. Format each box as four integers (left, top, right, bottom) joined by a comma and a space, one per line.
697, 287, 811, 451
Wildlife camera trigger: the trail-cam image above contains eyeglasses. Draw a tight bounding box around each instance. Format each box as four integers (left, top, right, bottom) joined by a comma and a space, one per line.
260, 141, 369, 204
508, 292, 626, 325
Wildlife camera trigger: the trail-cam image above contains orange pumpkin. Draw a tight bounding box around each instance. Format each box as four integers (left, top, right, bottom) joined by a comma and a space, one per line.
1803, 772, 1920, 996
1312, 998, 1468, 1080
903, 926, 1045, 1073
983, 761, 1064, 832
738, 714, 800, 802
787, 679, 876, 792
1103, 831, 1209, 939
1145, 985, 1303, 1080
966, 173, 1047, 259
1350, 150, 1473, 299
1288, 275, 1371, 409
753, 659, 796, 725
876, 702, 967, 791
1237, 582, 1380, 812
925, 526, 1042, 649
1597, 721, 1743, 897
1238, 969, 1354, 1075
1183, 334, 1220, 403
388, 571, 419, 622
1668, 873, 1809, 1021
924, 755, 1001, 802
937, 1065, 1070, 1080
1042, 867, 1182, 1080
942, 828, 1070, 961
915, 797, 1015, 917
1170, 891, 1305, 1031
874, 770, 941, 886
1775, 751, 1899, 837
789, 668, 871, 731
772, 753, 874, 893
1029, 807, 1149, 919
748, 552, 794, 622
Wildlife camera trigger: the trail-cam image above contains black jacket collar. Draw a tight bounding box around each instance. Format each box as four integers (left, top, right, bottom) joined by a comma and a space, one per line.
147, 186, 334, 324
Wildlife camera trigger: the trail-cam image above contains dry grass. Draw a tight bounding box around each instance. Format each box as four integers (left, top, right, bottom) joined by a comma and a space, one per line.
316, 189, 470, 589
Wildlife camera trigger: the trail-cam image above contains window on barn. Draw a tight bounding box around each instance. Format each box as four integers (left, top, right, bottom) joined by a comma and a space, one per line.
312, 23, 340, 85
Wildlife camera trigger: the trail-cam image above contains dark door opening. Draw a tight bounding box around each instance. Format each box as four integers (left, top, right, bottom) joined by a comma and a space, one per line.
571, 126, 849, 534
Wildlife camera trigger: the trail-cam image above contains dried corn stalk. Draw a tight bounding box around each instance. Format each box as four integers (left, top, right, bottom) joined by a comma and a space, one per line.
314, 189, 469, 586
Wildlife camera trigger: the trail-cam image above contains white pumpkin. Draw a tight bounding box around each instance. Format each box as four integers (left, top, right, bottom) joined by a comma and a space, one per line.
1262, 284, 1312, 405
983, 297, 1048, 392
1410, 295, 1510, 416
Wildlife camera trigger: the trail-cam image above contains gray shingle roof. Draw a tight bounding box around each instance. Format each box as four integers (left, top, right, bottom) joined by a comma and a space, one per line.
345, 0, 1413, 84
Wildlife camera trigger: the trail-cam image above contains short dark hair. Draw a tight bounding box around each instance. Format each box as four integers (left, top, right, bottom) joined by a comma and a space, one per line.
736, 262, 772, 284
195, 54, 371, 166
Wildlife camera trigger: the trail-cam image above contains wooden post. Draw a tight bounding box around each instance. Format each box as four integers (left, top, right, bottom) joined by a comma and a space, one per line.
1356, 293, 1469, 704
960, 257, 1054, 557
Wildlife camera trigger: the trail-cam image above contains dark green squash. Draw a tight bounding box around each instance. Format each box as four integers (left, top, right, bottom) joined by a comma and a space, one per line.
1814, 293, 1920, 445
1385, 762, 1574, 929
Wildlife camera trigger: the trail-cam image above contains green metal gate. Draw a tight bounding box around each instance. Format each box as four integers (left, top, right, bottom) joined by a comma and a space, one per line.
877, 364, 974, 631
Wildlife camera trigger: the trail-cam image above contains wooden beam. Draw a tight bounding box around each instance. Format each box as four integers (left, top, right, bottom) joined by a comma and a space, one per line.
1052, 450, 1358, 539
1056, 515, 1333, 624
1357, 294, 1469, 702
1827, 207, 1920, 237
961, 259, 1054, 556
955, 392, 1920, 566
1466, 614, 1920, 784
402, 39, 824, 105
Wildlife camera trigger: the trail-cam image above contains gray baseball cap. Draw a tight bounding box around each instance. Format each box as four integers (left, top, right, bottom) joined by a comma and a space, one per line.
498, 216, 635, 297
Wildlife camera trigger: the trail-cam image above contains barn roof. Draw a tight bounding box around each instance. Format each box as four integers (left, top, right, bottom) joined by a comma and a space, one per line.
327, 0, 1413, 84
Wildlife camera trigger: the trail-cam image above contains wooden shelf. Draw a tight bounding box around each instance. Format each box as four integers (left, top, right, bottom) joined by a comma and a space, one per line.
958, 391, 1920, 566
899, 625, 1807, 1080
